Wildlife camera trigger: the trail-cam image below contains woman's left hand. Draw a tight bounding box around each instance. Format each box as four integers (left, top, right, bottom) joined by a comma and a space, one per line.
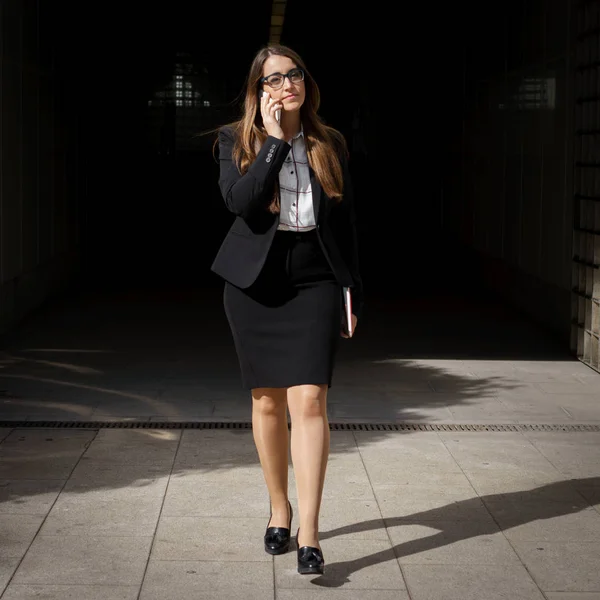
341, 314, 358, 338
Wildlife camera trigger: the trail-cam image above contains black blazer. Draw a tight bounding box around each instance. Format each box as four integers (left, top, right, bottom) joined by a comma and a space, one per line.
210, 125, 364, 318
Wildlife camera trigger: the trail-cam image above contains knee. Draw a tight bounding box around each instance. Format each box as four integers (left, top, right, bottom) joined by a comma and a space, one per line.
252, 389, 285, 416
290, 386, 326, 419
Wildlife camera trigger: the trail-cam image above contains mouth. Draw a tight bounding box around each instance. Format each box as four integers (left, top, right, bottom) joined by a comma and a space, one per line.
283, 94, 297, 101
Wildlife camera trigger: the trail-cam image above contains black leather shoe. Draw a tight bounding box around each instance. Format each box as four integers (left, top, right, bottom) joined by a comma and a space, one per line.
296, 527, 325, 574
264, 500, 293, 555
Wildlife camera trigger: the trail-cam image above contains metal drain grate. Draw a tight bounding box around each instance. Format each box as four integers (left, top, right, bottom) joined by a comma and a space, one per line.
0, 420, 600, 432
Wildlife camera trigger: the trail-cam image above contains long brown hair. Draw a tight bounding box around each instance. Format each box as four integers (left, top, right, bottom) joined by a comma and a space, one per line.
214, 44, 347, 214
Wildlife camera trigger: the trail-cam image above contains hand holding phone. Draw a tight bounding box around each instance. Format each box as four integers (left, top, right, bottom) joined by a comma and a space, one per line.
259, 90, 282, 129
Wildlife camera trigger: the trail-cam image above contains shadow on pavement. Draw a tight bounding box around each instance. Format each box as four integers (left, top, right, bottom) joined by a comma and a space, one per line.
310, 476, 600, 587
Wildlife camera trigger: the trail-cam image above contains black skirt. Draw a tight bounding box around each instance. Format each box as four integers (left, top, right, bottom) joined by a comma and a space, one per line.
223, 229, 342, 389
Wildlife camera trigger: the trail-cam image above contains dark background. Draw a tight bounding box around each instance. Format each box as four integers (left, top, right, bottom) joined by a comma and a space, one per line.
54, 0, 482, 299
0, 0, 583, 361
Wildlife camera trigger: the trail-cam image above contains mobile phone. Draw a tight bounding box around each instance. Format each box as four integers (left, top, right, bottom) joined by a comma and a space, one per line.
258, 89, 281, 123
342, 286, 353, 337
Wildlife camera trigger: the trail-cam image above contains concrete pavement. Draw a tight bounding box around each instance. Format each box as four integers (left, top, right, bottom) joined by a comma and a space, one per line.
0, 286, 599, 598
1, 426, 600, 599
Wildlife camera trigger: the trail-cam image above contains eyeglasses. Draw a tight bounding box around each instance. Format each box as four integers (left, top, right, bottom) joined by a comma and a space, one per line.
260, 68, 305, 90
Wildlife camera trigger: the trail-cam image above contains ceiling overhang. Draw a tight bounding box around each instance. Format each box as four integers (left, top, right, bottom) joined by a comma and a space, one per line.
268, 0, 287, 44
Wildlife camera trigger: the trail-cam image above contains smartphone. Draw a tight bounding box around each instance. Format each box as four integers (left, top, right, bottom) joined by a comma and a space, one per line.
258, 89, 281, 123
342, 286, 353, 337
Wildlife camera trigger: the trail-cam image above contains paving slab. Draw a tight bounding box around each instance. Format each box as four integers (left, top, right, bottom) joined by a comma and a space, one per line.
0, 558, 21, 597
320, 466, 374, 501
0, 514, 45, 559
373, 483, 494, 522
389, 520, 521, 565
139, 560, 273, 600
545, 594, 600, 599
511, 542, 600, 592
574, 484, 600, 514
11, 535, 153, 586
439, 433, 564, 473
80, 429, 180, 466
455, 467, 568, 495
0, 585, 139, 600
277, 591, 409, 600
66, 462, 169, 489
173, 429, 259, 467
152, 516, 271, 561
402, 563, 545, 599
524, 433, 600, 478
38, 487, 164, 536
0, 429, 95, 480
356, 435, 463, 472
496, 397, 580, 423
0, 479, 64, 515
316, 498, 387, 541
483, 499, 600, 542
161, 477, 269, 518
0, 429, 14, 442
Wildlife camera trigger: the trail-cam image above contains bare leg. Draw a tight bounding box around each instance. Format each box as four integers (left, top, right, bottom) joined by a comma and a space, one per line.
287, 383, 330, 549
252, 387, 291, 528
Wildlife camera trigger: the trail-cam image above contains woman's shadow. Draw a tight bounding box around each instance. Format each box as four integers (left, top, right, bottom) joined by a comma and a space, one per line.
308, 476, 600, 587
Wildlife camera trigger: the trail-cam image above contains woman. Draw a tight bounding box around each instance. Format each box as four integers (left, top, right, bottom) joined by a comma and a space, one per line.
211, 44, 363, 575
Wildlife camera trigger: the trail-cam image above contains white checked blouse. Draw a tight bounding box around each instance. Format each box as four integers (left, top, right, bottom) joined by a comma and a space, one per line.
276, 128, 316, 232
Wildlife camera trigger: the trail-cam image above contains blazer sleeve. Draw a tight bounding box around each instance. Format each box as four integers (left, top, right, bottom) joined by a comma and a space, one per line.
339, 150, 365, 320
217, 126, 291, 220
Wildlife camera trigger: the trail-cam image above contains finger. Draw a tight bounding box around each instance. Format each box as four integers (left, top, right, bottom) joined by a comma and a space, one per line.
261, 93, 270, 111
262, 97, 273, 119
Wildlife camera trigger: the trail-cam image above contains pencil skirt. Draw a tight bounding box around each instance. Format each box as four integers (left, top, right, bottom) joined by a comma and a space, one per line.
223, 229, 342, 390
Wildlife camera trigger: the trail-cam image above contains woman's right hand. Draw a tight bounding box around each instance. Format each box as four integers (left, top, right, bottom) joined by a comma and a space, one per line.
260, 91, 284, 139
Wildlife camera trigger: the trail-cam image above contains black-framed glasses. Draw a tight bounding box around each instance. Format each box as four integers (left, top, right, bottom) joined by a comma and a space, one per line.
260, 68, 305, 90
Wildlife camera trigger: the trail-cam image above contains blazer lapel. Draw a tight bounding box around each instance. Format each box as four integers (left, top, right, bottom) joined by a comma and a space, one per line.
310, 167, 322, 222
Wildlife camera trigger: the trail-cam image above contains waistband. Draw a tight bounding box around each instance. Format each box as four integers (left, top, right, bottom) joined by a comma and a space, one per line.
275, 228, 318, 241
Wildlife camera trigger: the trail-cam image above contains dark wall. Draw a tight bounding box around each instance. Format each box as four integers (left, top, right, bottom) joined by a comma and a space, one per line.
281, 1, 472, 294
76, 1, 274, 287
70, 0, 477, 298
0, 0, 85, 333
444, 0, 577, 342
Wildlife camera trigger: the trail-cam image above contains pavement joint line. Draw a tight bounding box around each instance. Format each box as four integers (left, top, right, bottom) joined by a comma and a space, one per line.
135, 427, 184, 600
352, 429, 414, 598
